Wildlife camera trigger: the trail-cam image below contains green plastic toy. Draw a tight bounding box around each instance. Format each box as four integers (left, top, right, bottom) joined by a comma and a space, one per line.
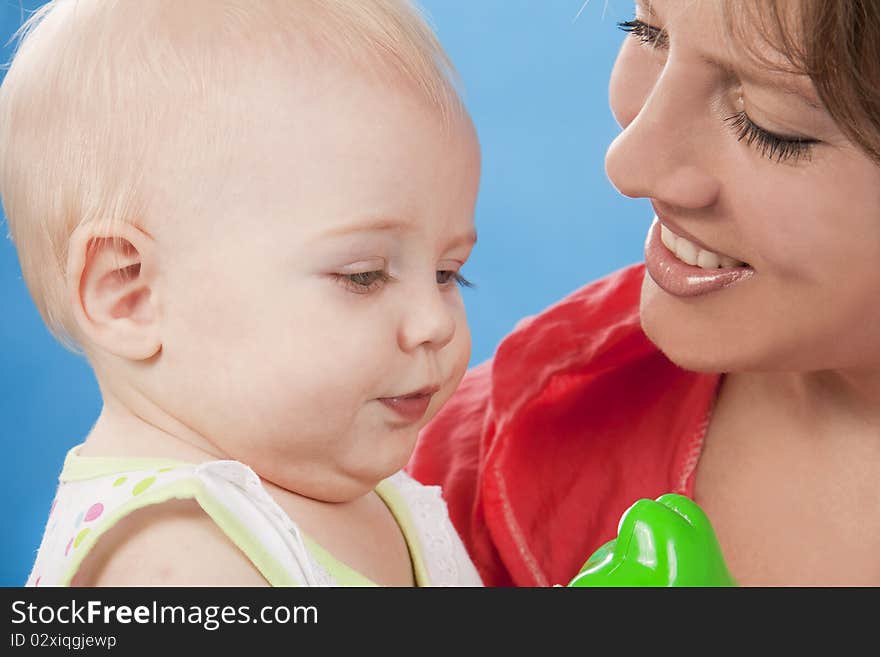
567, 493, 736, 587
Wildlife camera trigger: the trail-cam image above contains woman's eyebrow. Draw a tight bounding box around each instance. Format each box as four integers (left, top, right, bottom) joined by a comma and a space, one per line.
700, 53, 824, 111
748, 76, 823, 111
635, 0, 823, 112
634, 0, 656, 17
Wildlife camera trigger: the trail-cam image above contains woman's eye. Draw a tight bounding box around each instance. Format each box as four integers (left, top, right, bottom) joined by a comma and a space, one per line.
724, 111, 819, 163
336, 270, 390, 294
437, 270, 474, 288
617, 18, 669, 50
618, 17, 818, 165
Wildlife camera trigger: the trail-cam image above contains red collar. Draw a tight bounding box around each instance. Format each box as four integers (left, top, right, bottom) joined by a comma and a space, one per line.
479, 264, 720, 585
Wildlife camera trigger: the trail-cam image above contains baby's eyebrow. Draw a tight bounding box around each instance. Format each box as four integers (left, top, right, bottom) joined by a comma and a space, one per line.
313, 217, 477, 250
319, 217, 412, 239
437, 229, 478, 253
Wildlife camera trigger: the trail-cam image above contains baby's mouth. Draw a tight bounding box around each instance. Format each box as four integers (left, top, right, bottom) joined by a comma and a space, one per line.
376, 386, 440, 424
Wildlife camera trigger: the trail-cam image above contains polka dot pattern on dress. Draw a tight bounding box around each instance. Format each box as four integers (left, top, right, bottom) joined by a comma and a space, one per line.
84, 503, 103, 522
132, 477, 156, 496
73, 528, 90, 548
55, 466, 183, 569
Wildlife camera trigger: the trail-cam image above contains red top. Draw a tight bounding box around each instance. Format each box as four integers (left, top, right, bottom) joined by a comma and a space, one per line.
406, 264, 721, 586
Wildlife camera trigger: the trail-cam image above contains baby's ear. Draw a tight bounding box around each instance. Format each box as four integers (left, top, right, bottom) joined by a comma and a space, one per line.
67, 222, 161, 361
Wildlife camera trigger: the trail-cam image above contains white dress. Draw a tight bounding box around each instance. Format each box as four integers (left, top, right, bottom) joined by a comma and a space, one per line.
27, 445, 483, 587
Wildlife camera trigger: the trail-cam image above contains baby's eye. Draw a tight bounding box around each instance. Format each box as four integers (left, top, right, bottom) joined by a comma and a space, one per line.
437, 270, 474, 288
336, 270, 390, 294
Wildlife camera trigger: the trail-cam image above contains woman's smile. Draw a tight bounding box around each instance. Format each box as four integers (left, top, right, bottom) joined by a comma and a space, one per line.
644, 218, 754, 298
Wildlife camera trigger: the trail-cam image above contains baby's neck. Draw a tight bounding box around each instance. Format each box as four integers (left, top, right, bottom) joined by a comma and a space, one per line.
79, 393, 226, 465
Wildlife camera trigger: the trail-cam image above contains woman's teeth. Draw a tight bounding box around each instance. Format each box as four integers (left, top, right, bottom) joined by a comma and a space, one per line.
660, 224, 744, 269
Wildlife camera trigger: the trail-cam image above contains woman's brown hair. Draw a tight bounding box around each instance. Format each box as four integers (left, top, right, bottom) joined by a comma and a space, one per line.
726, 0, 880, 163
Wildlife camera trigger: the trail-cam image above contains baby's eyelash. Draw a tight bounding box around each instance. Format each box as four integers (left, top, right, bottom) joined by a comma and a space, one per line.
724, 112, 818, 163
617, 19, 669, 49
438, 271, 474, 288
336, 270, 390, 294
335, 270, 474, 294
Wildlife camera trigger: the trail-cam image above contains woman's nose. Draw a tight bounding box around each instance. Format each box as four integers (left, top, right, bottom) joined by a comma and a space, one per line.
397, 282, 457, 353
605, 57, 721, 210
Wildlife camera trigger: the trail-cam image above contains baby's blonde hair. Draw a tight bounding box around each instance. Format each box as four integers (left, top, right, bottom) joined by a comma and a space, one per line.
0, 0, 461, 349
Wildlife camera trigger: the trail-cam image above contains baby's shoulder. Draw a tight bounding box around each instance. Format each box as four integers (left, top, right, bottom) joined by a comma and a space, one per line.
32, 459, 274, 587
72, 496, 267, 586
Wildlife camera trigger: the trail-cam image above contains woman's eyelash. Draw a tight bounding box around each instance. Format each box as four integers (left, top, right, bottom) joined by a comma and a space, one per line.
617, 18, 818, 165
724, 112, 818, 163
617, 19, 668, 49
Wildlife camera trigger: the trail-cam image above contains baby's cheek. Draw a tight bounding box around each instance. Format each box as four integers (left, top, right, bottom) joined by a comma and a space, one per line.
430, 323, 471, 418
450, 308, 472, 375
259, 347, 369, 414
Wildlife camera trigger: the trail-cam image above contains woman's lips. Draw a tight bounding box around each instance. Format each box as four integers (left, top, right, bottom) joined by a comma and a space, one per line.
378, 392, 435, 423
644, 219, 754, 297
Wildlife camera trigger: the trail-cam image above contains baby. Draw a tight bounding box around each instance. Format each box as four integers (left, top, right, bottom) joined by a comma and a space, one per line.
3, 0, 482, 586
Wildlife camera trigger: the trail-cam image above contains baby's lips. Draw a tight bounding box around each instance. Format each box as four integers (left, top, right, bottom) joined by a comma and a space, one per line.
567, 493, 736, 587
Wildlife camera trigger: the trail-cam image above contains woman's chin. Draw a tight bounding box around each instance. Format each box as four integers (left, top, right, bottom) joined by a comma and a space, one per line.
639, 270, 755, 374
639, 301, 746, 374
641, 323, 730, 373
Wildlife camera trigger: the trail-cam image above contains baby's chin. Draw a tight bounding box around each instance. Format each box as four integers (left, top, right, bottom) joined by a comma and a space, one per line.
252, 449, 412, 503
277, 469, 399, 504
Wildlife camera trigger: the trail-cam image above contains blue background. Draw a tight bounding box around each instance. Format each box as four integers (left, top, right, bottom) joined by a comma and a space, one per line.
0, 0, 650, 585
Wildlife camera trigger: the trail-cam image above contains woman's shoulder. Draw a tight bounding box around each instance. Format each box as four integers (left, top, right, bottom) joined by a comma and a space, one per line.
409, 265, 721, 585
418, 262, 717, 423
411, 264, 660, 467
488, 263, 654, 411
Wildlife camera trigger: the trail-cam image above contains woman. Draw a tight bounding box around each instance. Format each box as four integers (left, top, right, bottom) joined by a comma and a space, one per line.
408, 0, 880, 586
